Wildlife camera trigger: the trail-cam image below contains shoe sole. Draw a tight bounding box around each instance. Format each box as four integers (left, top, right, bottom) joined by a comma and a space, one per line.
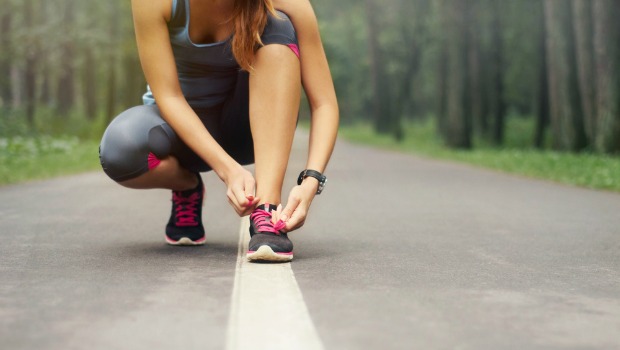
247, 245, 293, 262
165, 236, 206, 246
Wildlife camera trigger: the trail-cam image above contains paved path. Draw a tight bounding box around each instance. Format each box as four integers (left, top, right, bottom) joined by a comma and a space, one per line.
1, 131, 620, 349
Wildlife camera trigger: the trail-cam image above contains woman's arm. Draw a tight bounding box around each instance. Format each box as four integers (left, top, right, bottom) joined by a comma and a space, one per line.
275, 0, 339, 230
131, 0, 257, 214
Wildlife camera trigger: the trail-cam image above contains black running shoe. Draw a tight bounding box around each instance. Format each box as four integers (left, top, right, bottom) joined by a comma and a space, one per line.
165, 174, 206, 245
247, 203, 293, 262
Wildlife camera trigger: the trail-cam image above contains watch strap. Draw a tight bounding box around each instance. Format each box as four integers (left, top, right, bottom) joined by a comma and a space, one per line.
297, 169, 326, 194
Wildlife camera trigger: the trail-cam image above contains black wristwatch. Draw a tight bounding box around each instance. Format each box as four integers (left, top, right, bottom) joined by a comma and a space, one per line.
297, 169, 327, 195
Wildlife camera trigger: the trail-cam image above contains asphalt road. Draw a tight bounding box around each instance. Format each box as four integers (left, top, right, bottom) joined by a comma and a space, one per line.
1, 131, 620, 349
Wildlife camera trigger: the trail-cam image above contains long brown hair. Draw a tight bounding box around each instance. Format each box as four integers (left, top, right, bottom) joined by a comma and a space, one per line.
231, 0, 278, 71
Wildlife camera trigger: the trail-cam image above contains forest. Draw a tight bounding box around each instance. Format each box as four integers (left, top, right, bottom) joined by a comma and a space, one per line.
1, 0, 619, 154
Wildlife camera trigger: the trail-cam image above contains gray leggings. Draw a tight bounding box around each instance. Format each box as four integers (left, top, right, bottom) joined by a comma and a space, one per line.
99, 71, 254, 182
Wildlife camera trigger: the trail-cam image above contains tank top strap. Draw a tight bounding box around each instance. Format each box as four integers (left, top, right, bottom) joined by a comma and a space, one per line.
168, 0, 187, 29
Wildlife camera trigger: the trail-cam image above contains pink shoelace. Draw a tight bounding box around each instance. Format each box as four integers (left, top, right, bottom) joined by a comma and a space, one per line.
173, 191, 201, 227
250, 205, 286, 234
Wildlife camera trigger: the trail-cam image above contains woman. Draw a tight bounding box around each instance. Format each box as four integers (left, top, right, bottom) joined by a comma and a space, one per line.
99, 0, 338, 262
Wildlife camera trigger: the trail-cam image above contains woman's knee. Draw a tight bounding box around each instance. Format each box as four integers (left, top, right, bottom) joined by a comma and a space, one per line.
99, 105, 175, 182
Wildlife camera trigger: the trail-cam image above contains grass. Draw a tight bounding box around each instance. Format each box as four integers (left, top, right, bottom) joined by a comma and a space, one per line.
0, 106, 109, 186
0, 136, 101, 186
338, 118, 620, 192
2, 111, 618, 192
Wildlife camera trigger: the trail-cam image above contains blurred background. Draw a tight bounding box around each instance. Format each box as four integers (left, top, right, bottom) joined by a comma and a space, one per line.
1, 0, 619, 189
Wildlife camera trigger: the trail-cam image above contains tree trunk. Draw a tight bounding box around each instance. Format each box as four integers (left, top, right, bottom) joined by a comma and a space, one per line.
106, 1, 120, 122
398, 0, 429, 121
0, 10, 11, 107
534, 0, 549, 149
544, 0, 586, 151
443, 0, 471, 149
105, 62, 118, 123
10, 67, 22, 109
39, 61, 51, 107
121, 54, 144, 110
468, 0, 486, 137
572, 0, 596, 145
23, 0, 37, 128
57, 1, 76, 115
436, 0, 449, 139
592, 0, 620, 153
83, 47, 98, 119
365, 0, 392, 136
38, 0, 52, 108
489, 0, 506, 146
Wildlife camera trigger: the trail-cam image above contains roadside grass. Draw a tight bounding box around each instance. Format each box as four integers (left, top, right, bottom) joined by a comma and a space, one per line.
338, 118, 620, 192
0, 107, 107, 186
0, 136, 101, 186
2, 110, 619, 192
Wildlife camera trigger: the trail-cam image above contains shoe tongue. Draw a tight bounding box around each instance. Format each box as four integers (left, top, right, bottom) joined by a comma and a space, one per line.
257, 203, 279, 212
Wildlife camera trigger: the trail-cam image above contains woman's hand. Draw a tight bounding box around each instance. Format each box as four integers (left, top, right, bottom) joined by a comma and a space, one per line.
279, 178, 319, 232
224, 164, 259, 216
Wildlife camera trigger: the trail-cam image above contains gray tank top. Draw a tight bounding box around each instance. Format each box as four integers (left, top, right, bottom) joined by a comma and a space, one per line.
143, 0, 239, 109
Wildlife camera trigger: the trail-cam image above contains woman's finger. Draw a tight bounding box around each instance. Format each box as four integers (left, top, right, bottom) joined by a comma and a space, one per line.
284, 204, 307, 231
244, 176, 256, 204
227, 190, 243, 215
285, 210, 306, 232
280, 196, 301, 224
232, 183, 250, 208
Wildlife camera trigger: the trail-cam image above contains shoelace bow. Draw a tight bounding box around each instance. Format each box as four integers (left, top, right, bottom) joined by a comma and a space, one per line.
173, 191, 201, 226
251, 207, 286, 234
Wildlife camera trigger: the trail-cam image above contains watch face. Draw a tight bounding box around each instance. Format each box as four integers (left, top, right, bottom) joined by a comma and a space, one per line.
317, 178, 326, 194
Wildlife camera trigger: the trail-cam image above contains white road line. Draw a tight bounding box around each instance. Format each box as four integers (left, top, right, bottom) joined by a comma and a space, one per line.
226, 217, 324, 350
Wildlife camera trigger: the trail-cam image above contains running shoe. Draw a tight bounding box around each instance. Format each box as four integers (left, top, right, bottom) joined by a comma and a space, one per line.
247, 203, 293, 262
165, 174, 206, 245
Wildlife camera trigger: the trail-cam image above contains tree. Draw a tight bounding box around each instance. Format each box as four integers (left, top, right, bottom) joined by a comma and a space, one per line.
534, 0, 549, 149
572, 0, 596, 144
488, 0, 506, 146
105, 0, 120, 122
83, 47, 98, 119
0, 5, 12, 107
592, 0, 620, 153
440, 0, 472, 149
467, 0, 488, 137
57, 0, 76, 115
119, 0, 145, 111
23, 0, 38, 127
365, 0, 392, 136
393, 0, 430, 123
544, 0, 586, 151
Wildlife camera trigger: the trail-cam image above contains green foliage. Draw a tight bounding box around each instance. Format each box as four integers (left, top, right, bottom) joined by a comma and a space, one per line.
315, 0, 370, 123
0, 107, 108, 140
2, 0, 619, 186
340, 117, 620, 192
0, 0, 141, 137
0, 108, 30, 136
0, 136, 100, 185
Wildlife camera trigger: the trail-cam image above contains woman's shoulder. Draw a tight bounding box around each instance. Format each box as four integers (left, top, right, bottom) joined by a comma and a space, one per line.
273, 0, 314, 19
131, 0, 173, 22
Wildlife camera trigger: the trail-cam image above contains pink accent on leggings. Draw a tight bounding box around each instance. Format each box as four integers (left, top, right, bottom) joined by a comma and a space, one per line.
147, 152, 161, 170
287, 44, 300, 58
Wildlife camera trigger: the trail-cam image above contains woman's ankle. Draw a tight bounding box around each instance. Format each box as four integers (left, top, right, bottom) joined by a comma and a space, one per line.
173, 172, 200, 192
